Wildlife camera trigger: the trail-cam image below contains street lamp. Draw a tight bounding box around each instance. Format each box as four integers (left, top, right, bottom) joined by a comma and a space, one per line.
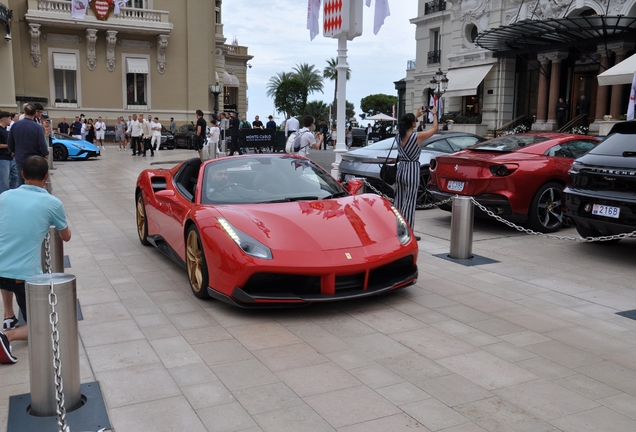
430, 68, 448, 98
210, 84, 223, 118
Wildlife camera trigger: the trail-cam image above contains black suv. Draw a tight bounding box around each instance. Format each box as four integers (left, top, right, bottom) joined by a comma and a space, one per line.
564, 121, 636, 238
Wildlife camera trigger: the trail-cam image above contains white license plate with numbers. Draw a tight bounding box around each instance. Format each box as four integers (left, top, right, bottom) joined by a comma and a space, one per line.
447, 181, 465, 192
592, 204, 620, 219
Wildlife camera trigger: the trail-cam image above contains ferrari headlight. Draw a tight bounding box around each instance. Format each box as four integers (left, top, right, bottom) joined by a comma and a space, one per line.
391, 206, 411, 245
217, 218, 272, 260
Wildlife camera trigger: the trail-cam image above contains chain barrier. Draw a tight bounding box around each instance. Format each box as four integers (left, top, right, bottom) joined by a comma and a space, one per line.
44, 233, 69, 432
468, 197, 636, 243
360, 178, 454, 210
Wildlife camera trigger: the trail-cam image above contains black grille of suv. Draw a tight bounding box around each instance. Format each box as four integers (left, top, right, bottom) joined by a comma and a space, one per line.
573, 170, 636, 193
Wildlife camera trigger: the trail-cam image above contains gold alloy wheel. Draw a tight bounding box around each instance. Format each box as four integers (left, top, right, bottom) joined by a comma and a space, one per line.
136, 195, 147, 242
186, 229, 204, 293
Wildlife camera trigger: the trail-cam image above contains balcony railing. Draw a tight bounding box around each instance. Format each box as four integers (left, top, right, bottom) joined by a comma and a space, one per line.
407, 59, 416, 70
424, 0, 446, 15
26, 0, 172, 33
427, 50, 441, 65
224, 44, 249, 56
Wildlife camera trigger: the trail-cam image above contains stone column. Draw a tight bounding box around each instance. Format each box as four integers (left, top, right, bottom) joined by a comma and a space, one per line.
610, 44, 635, 119
0, 0, 16, 111
594, 47, 610, 122
535, 55, 551, 125
546, 52, 568, 129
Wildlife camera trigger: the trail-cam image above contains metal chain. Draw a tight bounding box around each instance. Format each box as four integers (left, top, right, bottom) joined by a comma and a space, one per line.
45, 233, 69, 432
360, 179, 454, 210
468, 197, 636, 242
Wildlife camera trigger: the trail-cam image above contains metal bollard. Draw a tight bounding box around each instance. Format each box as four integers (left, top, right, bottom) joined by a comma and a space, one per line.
449, 196, 474, 259
48, 147, 54, 170
26, 273, 81, 416
42, 226, 64, 273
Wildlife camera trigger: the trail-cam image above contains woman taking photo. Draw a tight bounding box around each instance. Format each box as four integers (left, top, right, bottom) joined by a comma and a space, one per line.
86, 118, 96, 144
394, 106, 438, 240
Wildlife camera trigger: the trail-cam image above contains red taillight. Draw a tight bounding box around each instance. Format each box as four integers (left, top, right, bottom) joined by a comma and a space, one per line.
490, 163, 518, 176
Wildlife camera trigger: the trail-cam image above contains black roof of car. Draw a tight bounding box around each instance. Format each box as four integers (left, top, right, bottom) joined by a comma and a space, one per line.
608, 120, 636, 136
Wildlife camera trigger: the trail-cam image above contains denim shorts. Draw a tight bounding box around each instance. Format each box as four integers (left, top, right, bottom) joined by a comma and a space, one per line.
0, 277, 26, 322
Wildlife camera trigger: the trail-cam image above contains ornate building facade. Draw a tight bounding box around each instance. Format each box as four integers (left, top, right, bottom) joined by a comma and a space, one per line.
404, 0, 636, 133
0, 0, 251, 123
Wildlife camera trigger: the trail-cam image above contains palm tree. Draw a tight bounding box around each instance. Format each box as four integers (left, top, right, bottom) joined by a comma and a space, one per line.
266, 72, 294, 98
323, 58, 351, 125
292, 63, 324, 95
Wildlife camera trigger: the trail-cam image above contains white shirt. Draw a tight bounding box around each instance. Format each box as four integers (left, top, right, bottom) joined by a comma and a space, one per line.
127, 120, 142, 137
208, 126, 220, 144
297, 128, 317, 157
285, 116, 299, 135
94, 121, 106, 131
151, 121, 162, 135
141, 120, 152, 137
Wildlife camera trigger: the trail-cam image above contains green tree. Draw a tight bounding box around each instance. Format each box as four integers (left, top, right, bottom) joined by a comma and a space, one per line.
274, 78, 308, 118
329, 100, 356, 123
323, 58, 351, 124
292, 63, 324, 95
360, 94, 398, 120
266, 71, 294, 98
304, 100, 330, 122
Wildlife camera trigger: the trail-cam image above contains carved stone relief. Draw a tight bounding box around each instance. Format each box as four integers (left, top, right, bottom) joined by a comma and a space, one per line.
157, 34, 169, 74
106, 30, 117, 72
29, 23, 41, 68
86, 29, 98, 71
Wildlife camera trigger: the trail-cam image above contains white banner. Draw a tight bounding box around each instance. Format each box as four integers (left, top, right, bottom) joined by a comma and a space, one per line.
628, 72, 636, 121
71, 0, 89, 19
374, 0, 390, 35
307, 0, 321, 41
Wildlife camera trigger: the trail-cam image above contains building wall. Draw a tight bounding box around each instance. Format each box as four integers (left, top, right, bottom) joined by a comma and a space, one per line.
4, 0, 250, 124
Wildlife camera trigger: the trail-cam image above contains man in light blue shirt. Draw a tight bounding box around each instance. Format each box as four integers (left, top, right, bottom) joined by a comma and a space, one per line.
0, 156, 71, 363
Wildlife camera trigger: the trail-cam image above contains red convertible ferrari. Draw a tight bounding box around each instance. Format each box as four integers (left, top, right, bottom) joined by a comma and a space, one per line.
428, 133, 599, 232
135, 155, 418, 307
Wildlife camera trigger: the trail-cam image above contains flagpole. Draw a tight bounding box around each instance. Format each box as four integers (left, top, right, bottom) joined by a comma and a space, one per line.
332, 34, 349, 178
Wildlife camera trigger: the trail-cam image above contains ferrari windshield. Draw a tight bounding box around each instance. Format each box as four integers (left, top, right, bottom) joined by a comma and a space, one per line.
201, 156, 347, 205
471, 135, 548, 152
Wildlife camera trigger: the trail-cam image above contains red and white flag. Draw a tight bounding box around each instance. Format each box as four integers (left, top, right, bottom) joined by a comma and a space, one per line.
374, 0, 390, 35
628, 72, 636, 120
392, 105, 396, 118
71, 0, 89, 19
307, 0, 321, 41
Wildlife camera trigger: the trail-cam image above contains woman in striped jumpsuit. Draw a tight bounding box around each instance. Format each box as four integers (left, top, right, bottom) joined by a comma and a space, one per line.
394, 106, 439, 240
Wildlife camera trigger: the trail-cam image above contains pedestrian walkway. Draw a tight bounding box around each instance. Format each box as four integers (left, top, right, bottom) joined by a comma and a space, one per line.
2, 148, 636, 431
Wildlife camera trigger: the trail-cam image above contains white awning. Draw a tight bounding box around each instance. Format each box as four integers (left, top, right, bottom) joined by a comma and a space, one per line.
444, 64, 494, 97
229, 74, 240, 87
215, 71, 219, 83
126, 58, 149, 74
53, 53, 77, 70
598, 53, 636, 86
222, 70, 233, 86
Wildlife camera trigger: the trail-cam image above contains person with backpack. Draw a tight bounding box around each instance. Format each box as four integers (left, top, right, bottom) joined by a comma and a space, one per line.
295, 115, 322, 157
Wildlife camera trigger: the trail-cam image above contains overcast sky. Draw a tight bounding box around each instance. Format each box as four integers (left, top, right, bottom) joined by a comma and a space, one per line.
222, 1, 418, 124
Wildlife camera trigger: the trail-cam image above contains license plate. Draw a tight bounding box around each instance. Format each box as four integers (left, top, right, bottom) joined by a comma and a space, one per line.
447, 181, 465, 192
592, 204, 620, 219
344, 174, 356, 181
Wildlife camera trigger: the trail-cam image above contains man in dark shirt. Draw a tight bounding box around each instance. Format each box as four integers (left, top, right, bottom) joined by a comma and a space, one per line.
266, 115, 276, 130
252, 115, 264, 130
7, 104, 48, 187
57, 117, 70, 134
70, 116, 82, 138
195, 110, 207, 159
318, 119, 328, 150
577, 95, 590, 128
557, 97, 568, 129
229, 112, 241, 156
0, 111, 17, 195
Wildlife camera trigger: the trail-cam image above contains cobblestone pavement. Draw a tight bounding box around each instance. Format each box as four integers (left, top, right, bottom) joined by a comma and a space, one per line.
2, 147, 636, 431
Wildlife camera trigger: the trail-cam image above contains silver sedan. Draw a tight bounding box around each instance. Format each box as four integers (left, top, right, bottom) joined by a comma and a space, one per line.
339, 132, 485, 206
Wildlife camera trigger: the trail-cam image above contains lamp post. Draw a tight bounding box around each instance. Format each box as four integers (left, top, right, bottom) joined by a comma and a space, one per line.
429, 68, 448, 115
210, 84, 223, 118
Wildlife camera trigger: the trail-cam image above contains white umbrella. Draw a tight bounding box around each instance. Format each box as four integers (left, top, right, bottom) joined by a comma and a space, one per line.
366, 113, 397, 122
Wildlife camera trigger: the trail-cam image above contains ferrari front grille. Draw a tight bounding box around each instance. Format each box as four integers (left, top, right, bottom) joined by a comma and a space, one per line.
242, 273, 321, 296
368, 255, 415, 290
335, 273, 365, 293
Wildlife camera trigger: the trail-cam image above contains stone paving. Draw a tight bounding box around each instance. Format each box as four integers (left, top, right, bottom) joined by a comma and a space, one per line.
2, 147, 636, 431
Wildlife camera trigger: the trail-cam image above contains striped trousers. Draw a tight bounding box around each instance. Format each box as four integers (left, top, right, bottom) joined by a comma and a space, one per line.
394, 160, 420, 229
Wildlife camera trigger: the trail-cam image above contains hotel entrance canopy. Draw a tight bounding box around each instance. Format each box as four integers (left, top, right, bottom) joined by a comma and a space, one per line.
598, 52, 636, 85
475, 16, 636, 55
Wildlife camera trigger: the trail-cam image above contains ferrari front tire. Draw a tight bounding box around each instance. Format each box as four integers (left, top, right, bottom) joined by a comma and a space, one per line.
186, 226, 210, 299
136, 193, 151, 246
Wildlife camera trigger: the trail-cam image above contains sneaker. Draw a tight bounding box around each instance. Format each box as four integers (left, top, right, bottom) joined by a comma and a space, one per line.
0, 331, 17, 364
132, 153, 137, 156
3, 316, 18, 331
102, 146, 105, 150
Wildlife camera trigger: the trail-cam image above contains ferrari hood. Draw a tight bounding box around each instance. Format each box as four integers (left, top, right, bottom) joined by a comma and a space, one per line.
210, 195, 399, 251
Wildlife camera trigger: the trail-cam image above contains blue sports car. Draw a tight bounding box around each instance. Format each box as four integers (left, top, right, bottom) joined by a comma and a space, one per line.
51, 133, 101, 161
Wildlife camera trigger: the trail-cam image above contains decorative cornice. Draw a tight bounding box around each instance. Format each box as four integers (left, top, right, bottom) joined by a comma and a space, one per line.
29, 23, 41, 68
157, 34, 169, 74
86, 29, 98, 71
106, 30, 118, 72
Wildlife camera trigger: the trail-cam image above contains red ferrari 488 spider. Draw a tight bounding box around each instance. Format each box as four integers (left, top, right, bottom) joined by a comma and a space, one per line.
428, 133, 599, 232
135, 155, 418, 307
